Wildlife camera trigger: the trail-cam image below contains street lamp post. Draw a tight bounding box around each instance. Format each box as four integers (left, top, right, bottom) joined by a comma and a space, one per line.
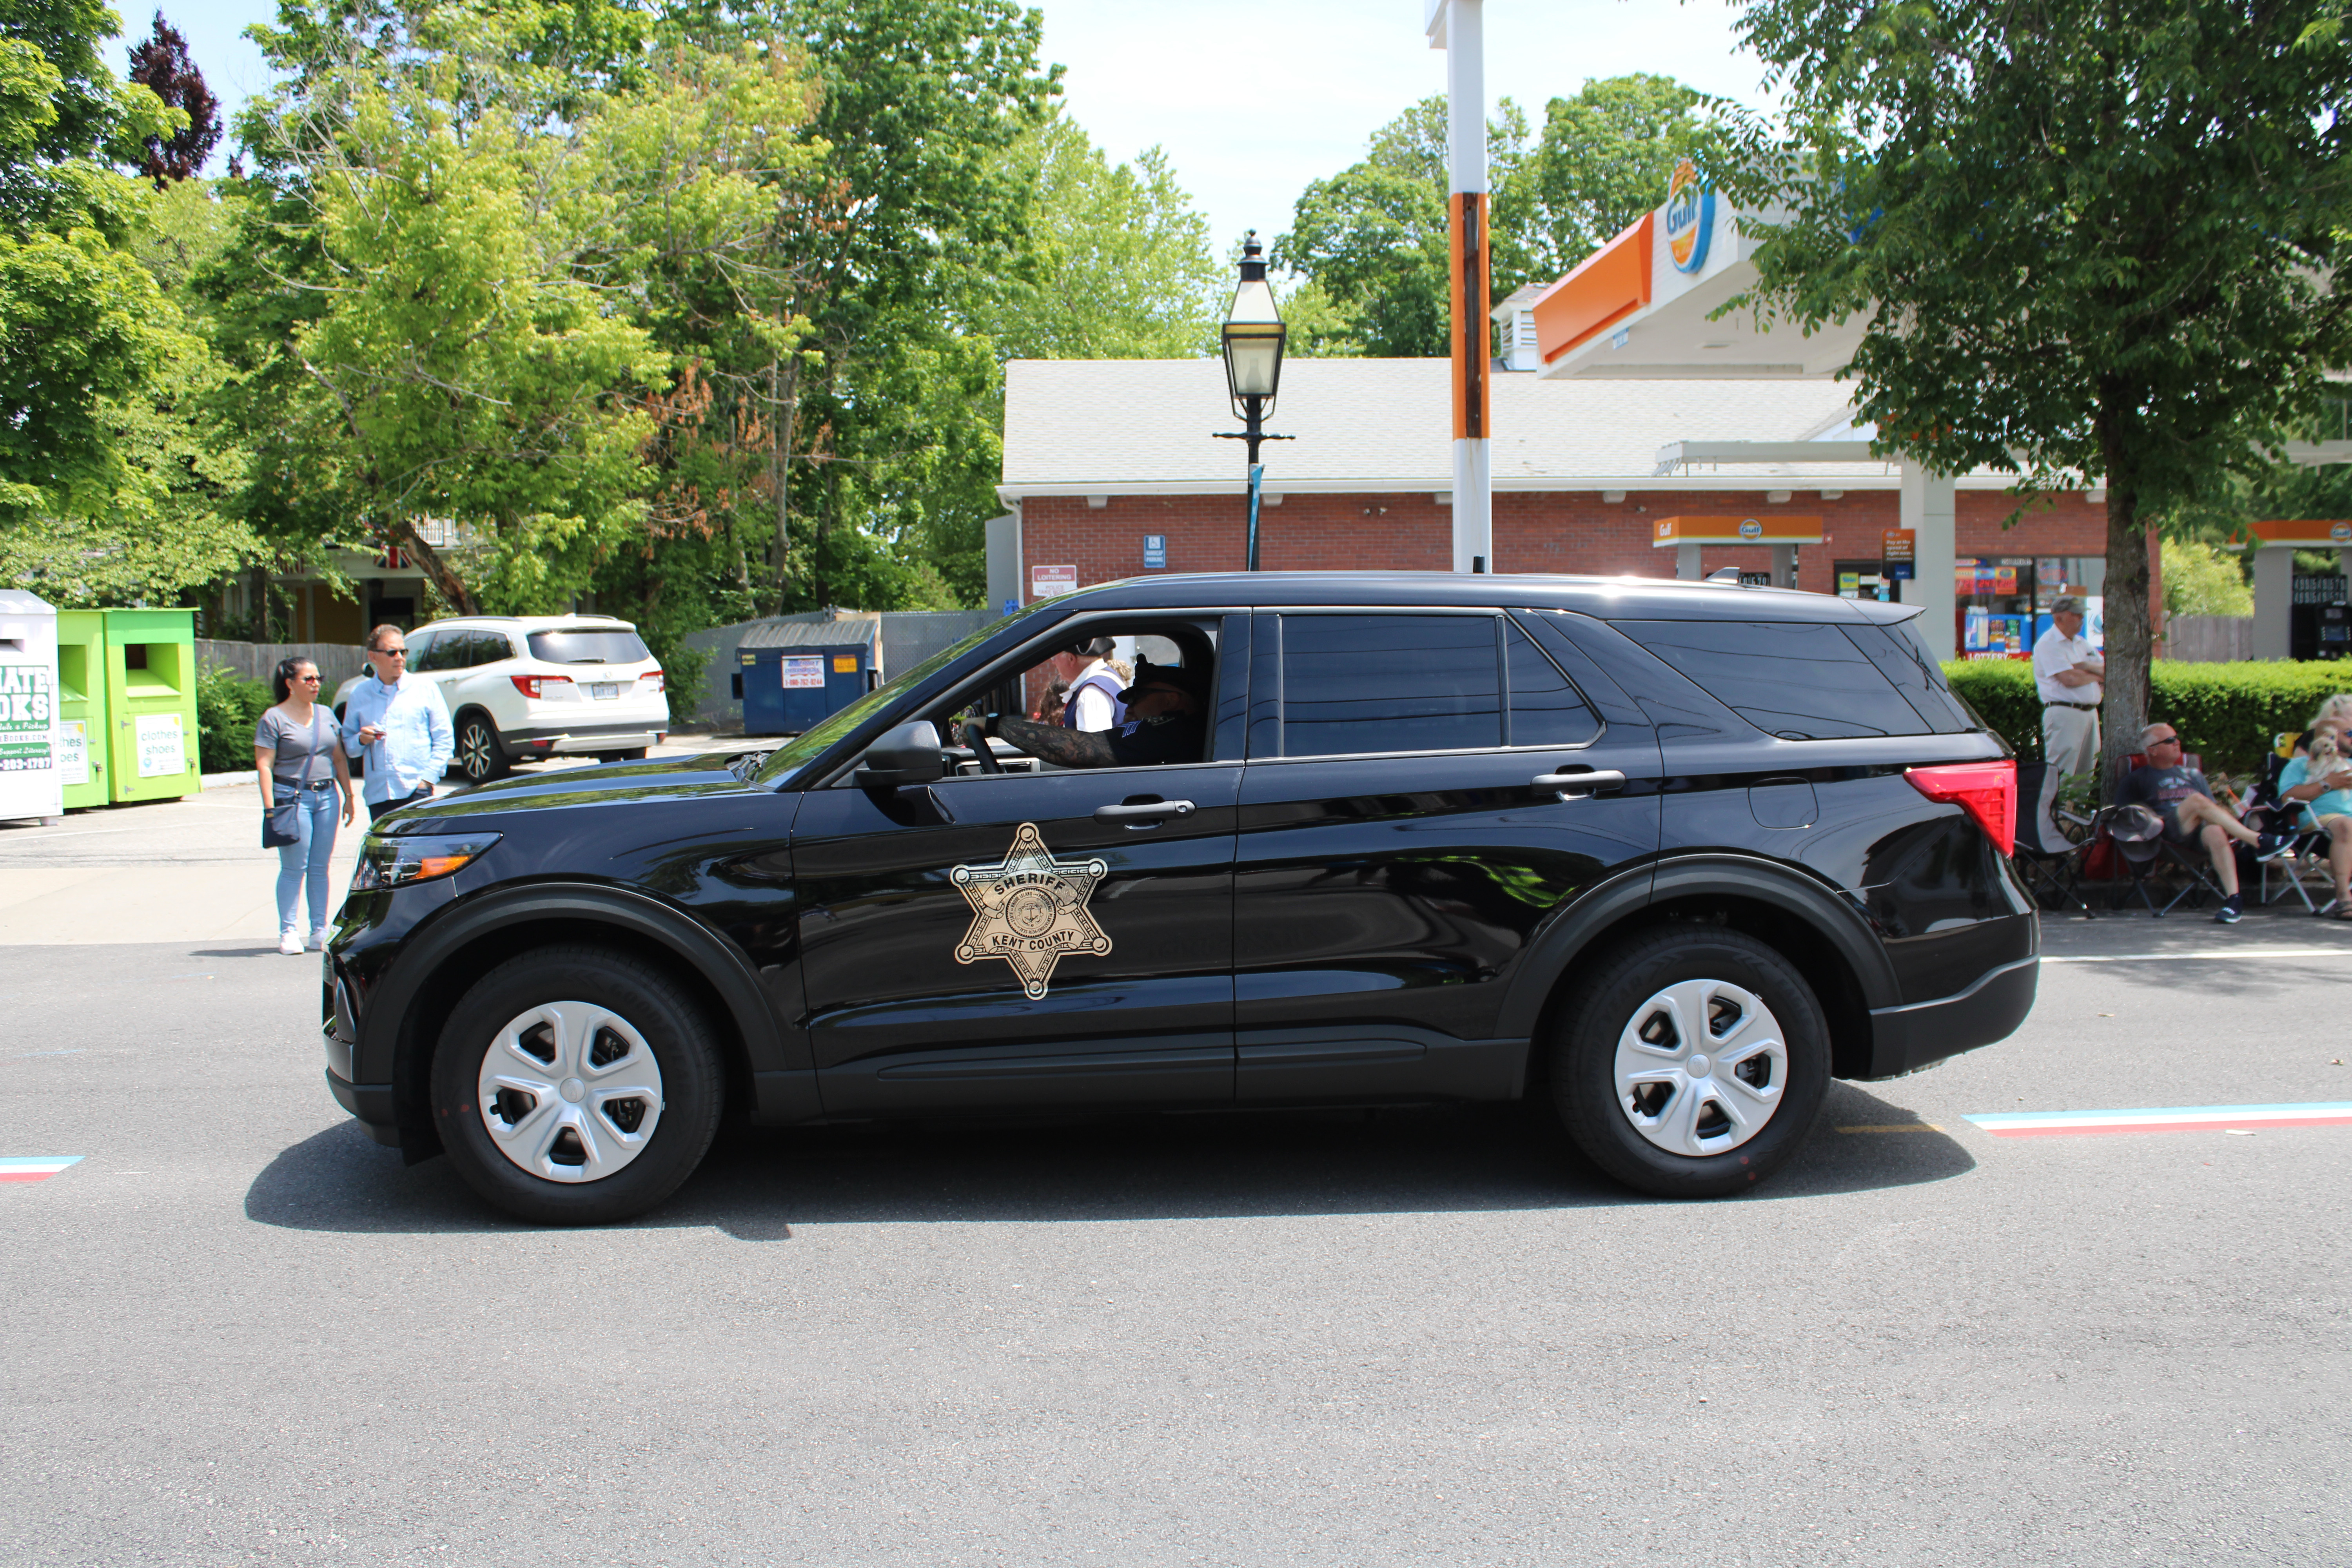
1216, 232, 1290, 571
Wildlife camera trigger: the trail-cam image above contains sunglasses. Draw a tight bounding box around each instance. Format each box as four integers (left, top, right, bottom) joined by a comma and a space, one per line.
295, 674, 321, 683
2148, 736, 2181, 746
375, 648, 408, 658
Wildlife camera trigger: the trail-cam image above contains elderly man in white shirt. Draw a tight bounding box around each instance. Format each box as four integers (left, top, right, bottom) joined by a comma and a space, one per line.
2031, 594, 2105, 780
1050, 635, 1127, 733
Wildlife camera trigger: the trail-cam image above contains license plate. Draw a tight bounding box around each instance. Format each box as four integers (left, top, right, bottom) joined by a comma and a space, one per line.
588, 683, 620, 700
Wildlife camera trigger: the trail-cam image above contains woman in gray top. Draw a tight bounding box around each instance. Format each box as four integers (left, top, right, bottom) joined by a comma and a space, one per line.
253, 657, 357, 955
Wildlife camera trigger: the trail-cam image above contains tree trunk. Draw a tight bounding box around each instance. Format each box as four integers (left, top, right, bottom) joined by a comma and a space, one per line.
2095, 404, 2150, 799
768, 353, 802, 615
386, 518, 477, 618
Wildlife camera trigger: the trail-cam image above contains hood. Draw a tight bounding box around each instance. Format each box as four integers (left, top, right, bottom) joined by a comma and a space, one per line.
378, 751, 765, 830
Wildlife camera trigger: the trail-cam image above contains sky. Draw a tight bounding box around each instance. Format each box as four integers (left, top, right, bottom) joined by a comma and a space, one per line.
115, 0, 1776, 247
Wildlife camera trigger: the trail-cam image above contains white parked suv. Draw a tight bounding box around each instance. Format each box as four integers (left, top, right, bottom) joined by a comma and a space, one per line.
332, 615, 669, 784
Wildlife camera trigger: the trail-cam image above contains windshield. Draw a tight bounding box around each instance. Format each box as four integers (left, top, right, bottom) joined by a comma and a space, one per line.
528, 628, 651, 665
752, 604, 1049, 787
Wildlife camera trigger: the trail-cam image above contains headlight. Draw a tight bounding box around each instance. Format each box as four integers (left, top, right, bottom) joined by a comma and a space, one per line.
351, 832, 502, 890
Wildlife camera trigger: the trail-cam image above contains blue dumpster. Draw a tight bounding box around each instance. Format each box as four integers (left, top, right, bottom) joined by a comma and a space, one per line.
733, 619, 880, 735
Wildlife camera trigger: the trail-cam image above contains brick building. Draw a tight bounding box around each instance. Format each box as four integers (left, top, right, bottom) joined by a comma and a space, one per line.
996, 358, 2119, 657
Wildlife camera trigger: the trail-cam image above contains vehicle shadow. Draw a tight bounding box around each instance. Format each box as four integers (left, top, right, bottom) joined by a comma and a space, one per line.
245, 1080, 1972, 1241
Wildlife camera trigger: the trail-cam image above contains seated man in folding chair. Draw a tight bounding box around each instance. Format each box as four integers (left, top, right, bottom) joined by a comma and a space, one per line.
2116, 723, 2292, 924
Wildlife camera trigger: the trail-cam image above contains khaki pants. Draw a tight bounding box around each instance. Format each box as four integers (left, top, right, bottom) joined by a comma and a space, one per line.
2041, 703, 2100, 781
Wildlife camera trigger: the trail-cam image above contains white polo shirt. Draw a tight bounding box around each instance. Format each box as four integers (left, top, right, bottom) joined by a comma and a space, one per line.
2031, 625, 2101, 705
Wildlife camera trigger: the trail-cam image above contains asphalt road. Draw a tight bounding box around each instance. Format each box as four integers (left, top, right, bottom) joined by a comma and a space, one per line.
2, 889, 2349, 1563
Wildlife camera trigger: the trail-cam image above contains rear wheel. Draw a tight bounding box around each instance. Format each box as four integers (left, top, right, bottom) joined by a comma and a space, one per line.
1550, 926, 1829, 1198
430, 946, 724, 1224
453, 713, 506, 783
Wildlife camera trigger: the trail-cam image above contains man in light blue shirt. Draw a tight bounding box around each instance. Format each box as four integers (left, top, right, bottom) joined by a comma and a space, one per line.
343, 624, 453, 815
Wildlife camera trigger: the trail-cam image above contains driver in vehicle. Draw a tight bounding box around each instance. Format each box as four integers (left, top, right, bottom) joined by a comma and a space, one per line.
979, 659, 1208, 768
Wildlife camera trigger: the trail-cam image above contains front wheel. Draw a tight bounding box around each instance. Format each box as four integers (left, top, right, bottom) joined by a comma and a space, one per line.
1550, 926, 1829, 1199
430, 946, 724, 1224
453, 713, 506, 783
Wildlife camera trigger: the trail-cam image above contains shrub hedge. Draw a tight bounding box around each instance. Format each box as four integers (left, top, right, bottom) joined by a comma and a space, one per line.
194, 666, 274, 775
1942, 658, 2352, 779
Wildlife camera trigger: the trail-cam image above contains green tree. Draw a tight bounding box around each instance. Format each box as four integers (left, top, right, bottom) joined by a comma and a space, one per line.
969, 110, 1223, 361
1526, 73, 1731, 276
1728, 0, 2352, 786
0, 0, 185, 519
2161, 538, 2255, 618
1273, 95, 1533, 358
214, 3, 697, 617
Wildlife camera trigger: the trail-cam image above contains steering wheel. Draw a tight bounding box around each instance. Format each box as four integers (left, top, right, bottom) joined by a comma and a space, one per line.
959, 718, 1004, 774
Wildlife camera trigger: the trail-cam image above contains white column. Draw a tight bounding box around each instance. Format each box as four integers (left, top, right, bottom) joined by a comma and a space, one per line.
1770, 544, 1796, 588
1901, 458, 1957, 659
1431, 0, 1491, 573
2253, 546, 2292, 660
1676, 542, 1701, 580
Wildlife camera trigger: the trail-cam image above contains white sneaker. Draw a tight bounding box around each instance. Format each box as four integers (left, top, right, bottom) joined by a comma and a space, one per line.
278, 930, 305, 955
309, 927, 330, 951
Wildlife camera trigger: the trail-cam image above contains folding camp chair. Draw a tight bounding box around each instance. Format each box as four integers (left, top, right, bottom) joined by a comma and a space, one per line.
2012, 759, 2097, 916
2237, 748, 2327, 912
2105, 803, 2227, 916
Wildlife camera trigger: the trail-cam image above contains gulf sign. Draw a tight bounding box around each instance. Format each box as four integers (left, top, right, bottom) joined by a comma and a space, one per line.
1663, 158, 1713, 274
1651, 515, 1825, 546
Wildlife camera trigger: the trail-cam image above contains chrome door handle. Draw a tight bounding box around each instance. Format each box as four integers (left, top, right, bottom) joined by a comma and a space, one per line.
1533, 769, 1626, 799
1093, 799, 1196, 824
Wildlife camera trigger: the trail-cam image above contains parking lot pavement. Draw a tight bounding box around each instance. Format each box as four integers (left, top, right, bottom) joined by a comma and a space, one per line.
3, 912, 2348, 1566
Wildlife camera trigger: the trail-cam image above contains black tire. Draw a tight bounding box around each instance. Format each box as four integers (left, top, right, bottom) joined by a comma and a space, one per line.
1549, 926, 1829, 1199
453, 712, 506, 783
430, 945, 724, 1225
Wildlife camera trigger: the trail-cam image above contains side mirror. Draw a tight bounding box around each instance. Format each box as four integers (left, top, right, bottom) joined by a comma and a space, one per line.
854, 720, 945, 788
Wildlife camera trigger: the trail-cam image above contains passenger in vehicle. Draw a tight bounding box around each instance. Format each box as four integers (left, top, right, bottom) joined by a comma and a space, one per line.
985, 660, 1209, 768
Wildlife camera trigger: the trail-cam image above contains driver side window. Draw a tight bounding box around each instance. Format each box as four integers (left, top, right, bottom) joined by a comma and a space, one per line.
932, 621, 1220, 775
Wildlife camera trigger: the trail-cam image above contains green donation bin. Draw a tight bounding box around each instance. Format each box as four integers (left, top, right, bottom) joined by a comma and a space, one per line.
54, 609, 108, 809
103, 608, 200, 804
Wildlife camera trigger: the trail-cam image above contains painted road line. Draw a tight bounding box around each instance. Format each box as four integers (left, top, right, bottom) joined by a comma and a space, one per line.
2043, 947, 2352, 963
0, 1156, 84, 1183
1964, 1103, 2352, 1138
1836, 1124, 1944, 1134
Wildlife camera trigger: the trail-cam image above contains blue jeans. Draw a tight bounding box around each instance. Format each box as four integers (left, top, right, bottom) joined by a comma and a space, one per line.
274, 783, 340, 933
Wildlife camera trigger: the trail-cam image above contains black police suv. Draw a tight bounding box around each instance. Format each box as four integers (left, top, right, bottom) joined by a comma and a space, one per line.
321, 573, 2037, 1224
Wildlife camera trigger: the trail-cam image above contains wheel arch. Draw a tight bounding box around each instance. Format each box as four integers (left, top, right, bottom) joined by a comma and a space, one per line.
359, 883, 797, 1162
1500, 856, 1899, 1085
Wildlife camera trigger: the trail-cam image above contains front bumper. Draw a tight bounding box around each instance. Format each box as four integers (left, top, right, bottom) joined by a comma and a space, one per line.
1862, 955, 2040, 1079
325, 1067, 402, 1147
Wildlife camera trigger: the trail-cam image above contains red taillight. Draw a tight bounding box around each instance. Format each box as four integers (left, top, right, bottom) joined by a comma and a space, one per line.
641, 672, 664, 692
510, 675, 573, 699
1906, 760, 2016, 856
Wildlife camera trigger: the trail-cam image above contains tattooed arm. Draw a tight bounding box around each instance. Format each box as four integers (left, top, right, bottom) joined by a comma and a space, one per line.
993, 715, 1117, 768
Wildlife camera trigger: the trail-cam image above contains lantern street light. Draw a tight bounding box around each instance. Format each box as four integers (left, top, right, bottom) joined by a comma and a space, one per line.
1216, 231, 1291, 571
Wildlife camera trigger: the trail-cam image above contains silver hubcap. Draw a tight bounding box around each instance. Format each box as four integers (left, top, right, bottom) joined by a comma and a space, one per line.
477, 1002, 665, 1183
1613, 977, 1788, 1158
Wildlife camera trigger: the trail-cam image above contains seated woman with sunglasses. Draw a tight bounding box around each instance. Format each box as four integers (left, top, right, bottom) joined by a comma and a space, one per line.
253, 658, 358, 954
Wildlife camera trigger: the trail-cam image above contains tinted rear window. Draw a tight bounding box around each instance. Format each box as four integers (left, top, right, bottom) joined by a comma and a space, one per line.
527, 629, 651, 666
1845, 620, 1978, 734
1281, 613, 1500, 756
1504, 621, 1600, 746
1615, 619, 1938, 740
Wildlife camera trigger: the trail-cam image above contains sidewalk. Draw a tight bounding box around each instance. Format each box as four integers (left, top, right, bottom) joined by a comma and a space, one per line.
0, 735, 769, 946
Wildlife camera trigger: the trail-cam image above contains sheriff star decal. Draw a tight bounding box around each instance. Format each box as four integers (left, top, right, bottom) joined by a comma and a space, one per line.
951, 823, 1111, 998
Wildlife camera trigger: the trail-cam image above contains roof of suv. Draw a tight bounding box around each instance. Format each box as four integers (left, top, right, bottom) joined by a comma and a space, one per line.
421, 614, 637, 630
1044, 571, 1926, 626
